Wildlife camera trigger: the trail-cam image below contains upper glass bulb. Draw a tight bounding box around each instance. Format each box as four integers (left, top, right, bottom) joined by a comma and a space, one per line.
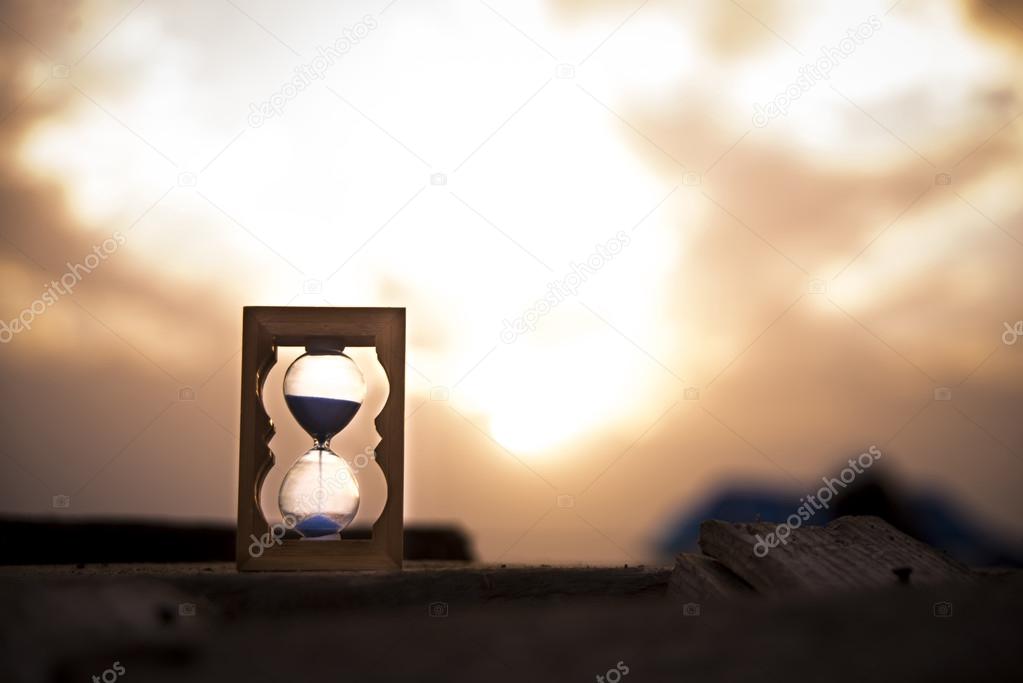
283, 346, 367, 445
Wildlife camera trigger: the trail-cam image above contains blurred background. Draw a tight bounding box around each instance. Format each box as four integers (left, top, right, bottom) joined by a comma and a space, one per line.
1, 0, 1021, 565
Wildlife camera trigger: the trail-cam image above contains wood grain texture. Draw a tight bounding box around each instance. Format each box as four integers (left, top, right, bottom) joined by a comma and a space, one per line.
698, 516, 975, 595
4, 563, 1019, 683
236, 307, 404, 571
667, 553, 754, 603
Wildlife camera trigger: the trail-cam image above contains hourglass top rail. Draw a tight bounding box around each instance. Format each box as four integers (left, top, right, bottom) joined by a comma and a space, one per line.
274, 334, 377, 347
245, 306, 403, 341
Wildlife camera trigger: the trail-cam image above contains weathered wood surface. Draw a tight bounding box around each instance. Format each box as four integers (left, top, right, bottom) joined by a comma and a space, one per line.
0, 563, 672, 614
667, 553, 754, 603
2, 563, 1020, 683
0, 564, 671, 681
697, 516, 976, 595
0, 579, 204, 683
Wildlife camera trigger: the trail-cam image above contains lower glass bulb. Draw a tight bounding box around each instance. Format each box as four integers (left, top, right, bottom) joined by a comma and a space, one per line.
278, 447, 360, 538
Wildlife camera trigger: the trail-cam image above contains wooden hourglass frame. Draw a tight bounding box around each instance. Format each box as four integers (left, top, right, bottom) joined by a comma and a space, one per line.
236, 307, 404, 571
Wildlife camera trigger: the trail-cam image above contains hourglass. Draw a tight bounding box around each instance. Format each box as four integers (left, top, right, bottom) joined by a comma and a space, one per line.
236, 307, 405, 571
279, 343, 364, 539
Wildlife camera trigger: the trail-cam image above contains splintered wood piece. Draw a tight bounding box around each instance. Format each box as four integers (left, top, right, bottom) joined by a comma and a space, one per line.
667, 553, 754, 603
698, 516, 975, 595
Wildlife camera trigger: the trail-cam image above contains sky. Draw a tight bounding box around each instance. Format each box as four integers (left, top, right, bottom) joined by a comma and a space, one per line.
1, 0, 1021, 564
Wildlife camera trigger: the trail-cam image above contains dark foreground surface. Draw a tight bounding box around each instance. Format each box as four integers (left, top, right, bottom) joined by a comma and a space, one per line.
1, 563, 1021, 682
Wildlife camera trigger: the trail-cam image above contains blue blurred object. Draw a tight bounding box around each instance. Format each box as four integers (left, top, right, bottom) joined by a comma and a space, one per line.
656, 485, 822, 552
657, 471, 1022, 567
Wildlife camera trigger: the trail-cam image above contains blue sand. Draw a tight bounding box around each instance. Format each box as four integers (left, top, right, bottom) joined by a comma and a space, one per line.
296, 513, 342, 538
284, 395, 362, 443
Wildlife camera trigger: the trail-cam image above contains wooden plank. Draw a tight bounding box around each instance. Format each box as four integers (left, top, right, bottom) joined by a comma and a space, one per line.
698, 516, 975, 595
667, 553, 754, 603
